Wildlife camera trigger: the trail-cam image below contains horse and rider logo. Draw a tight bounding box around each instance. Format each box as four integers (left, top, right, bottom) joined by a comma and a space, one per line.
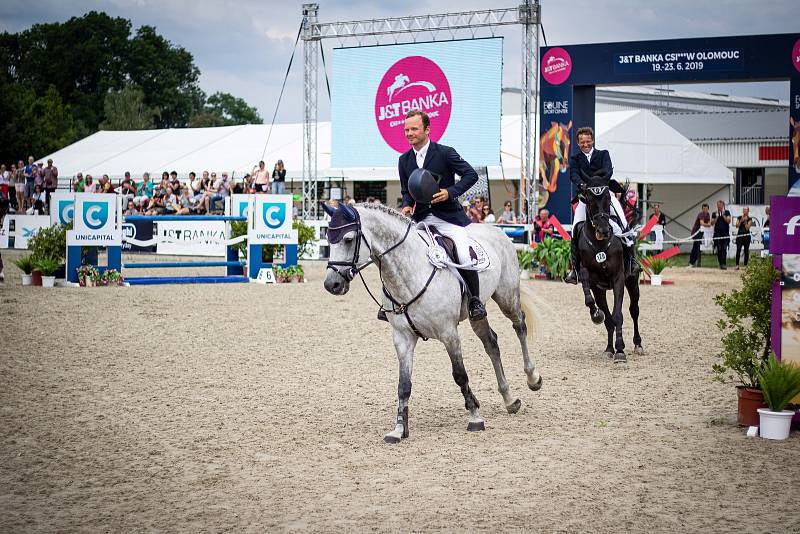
262, 202, 286, 230
82, 201, 109, 230
375, 55, 452, 153
538, 120, 572, 207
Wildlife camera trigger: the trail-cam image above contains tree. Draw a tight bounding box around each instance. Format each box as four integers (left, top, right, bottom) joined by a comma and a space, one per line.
126, 25, 204, 128
99, 85, 159, 130
203, 92, 263, 125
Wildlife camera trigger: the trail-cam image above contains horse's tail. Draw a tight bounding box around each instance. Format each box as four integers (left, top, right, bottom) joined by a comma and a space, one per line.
518, 283, 543, 341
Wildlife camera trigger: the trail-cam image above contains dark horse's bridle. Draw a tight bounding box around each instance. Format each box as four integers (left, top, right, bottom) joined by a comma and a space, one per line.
580, 185, 613, 261
326, 209, 437, 339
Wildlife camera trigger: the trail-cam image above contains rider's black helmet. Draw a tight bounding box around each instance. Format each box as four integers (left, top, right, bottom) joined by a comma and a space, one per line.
407, 168, 440, 204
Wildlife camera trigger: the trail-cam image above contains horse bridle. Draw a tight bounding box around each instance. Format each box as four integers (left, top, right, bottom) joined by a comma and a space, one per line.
581, 185, 613, 257
325, 210, 413, 283
325, 210, 436, 340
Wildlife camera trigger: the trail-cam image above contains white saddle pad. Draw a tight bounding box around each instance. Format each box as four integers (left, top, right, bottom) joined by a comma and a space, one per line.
416, 223, 492, 272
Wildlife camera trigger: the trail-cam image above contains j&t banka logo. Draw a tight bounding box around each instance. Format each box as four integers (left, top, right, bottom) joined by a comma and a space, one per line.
262, 202, 286, 229
58, 200, 74, 224
83, 201, 109, 230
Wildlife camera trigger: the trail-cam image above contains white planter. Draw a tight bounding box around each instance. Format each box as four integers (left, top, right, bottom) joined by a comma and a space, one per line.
650, 274, 663, 286
757, 408, 794, 440
520, 270, 530, 280
41, 276, 56, 288
22, 274, 32, 286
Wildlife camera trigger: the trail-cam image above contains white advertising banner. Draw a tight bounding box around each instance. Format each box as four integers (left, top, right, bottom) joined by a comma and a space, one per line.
0, 215, 51, 249
249, 195, 296, 245
50, 192, 75, 226
156, 220, 227, 256
228, 194, 254, 219
68, 193, 121, 246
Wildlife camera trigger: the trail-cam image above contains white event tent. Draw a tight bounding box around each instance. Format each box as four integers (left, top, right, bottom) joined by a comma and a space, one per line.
43, 109, 731, 188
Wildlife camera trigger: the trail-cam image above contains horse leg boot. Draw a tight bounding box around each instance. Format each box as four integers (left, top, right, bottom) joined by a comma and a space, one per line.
564, 223, 583, 284
459, 269, 486, 321
384, 329, 417, 444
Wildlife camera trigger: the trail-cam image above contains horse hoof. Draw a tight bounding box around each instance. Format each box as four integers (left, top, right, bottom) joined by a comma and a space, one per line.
591, 310, 605, 324
383, 434, 401, 444
603, 351, 614, 359
506, 399, 522, 414
467, 421, 485, 432
528, 375, 543, 392
634, 345, 645, 355
613, 352, 627, 364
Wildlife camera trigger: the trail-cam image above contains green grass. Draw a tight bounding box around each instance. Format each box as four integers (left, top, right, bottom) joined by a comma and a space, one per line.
662, 252, 759, 269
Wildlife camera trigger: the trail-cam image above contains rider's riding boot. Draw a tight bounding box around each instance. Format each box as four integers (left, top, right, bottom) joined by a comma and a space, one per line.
624, 243, 642, 278
563, 231, 581, 285
377, 309, 388, 322
459, 269, 486, 321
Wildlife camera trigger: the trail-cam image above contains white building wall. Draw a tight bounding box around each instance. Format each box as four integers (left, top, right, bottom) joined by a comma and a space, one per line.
696, 140, 787, 168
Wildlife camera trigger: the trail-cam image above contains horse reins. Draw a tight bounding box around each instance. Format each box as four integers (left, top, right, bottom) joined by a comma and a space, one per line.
326, 212, 437, 340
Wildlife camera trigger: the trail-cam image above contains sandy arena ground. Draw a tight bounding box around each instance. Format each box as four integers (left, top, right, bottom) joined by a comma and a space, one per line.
1, 249, 798, 533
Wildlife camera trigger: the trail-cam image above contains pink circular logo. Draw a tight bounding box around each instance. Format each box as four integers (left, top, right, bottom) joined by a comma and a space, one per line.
793, 38, 800, 74
375, 56, 452, 153
542, 47, 572, 85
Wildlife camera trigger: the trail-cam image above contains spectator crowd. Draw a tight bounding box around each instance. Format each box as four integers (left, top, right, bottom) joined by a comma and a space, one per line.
0, 157, 288, 218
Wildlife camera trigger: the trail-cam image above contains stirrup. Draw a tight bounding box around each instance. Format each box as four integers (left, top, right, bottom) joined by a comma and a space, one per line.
564, 269, 578, 285
468, 297, 487, 321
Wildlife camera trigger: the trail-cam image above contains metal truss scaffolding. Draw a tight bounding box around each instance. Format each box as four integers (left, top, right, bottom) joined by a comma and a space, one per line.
300, 2, 540, 220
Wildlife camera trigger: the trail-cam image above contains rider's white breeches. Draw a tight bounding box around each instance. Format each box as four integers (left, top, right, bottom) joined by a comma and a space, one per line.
572, 193, 628, 241
421, 214, 474, 265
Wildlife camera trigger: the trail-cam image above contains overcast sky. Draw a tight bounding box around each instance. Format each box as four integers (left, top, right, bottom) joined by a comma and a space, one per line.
1, 0, 797, 124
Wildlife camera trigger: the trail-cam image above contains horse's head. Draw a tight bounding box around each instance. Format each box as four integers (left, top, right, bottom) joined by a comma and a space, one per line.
323, 202, 368, 295
579, 171, 612, 241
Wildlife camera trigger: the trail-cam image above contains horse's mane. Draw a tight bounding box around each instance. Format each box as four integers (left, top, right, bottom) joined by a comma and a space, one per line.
357, 202, 410, 224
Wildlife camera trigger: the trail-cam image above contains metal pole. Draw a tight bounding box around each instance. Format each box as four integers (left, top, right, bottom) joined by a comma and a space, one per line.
302, 3, 319, 219
519, 1, 539, 223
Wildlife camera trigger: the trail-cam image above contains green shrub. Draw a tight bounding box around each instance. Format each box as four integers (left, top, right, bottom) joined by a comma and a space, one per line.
648, 257, 670, 275
27, 224, 69, 263
713, 257, 779, 388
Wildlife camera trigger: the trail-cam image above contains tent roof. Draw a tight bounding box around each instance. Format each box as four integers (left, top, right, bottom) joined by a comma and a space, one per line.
44, 110, 732, 186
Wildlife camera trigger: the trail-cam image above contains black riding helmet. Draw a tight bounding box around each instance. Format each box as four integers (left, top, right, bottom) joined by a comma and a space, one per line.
407, 168, 440, 204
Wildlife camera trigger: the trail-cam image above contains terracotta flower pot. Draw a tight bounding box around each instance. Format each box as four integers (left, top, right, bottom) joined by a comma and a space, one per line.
737, 386, 766, 427
31, 269, 43, 286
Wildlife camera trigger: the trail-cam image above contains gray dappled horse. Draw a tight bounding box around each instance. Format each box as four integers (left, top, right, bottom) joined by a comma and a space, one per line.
575, 174, 643, 364
323, 203, 542, 443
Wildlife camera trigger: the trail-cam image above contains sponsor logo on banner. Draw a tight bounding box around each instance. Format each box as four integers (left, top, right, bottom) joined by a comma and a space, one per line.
785, 215, 800, 236
122, 223, 136, 239
262, 202, 286, 229
83, 201, 109, 230
542, 47, 572, 85
793, 38, 800, 74
543, 100, 570, 115
374, 56, 452, 153
58, 200, 74, 225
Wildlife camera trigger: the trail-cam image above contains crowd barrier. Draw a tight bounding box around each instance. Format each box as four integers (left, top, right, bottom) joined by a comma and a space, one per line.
64, 194, 298, 285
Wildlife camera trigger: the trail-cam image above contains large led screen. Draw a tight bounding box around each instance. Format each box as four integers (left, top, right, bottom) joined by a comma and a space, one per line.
331, 38, 502, 168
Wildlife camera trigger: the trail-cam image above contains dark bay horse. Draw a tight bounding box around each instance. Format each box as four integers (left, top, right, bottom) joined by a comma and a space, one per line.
575, 174, 643, 364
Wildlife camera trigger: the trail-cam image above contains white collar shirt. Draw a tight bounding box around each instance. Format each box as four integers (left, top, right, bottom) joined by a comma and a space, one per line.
414, 139, 431, 169
584, 148, 594, 163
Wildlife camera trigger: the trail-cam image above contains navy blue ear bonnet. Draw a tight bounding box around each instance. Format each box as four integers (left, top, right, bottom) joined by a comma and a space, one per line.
326, 204, 359, 244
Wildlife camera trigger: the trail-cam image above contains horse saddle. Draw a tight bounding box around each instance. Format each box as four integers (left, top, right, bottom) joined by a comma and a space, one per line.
416, 223, 492, 271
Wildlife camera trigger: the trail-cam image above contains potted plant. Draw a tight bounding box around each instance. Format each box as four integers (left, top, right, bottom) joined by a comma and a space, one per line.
648, 258, 669, 286
713, 257, 779, 426
27, 223, 68, 279
34, 256, 61, 287
757, 355, 800, 440
291, 265, 305, 283
14, 255, 35, 285
77, 265, 99, 287
517, 249, 534, 279
273, 266, 288, 283
102, 269, 125, 287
